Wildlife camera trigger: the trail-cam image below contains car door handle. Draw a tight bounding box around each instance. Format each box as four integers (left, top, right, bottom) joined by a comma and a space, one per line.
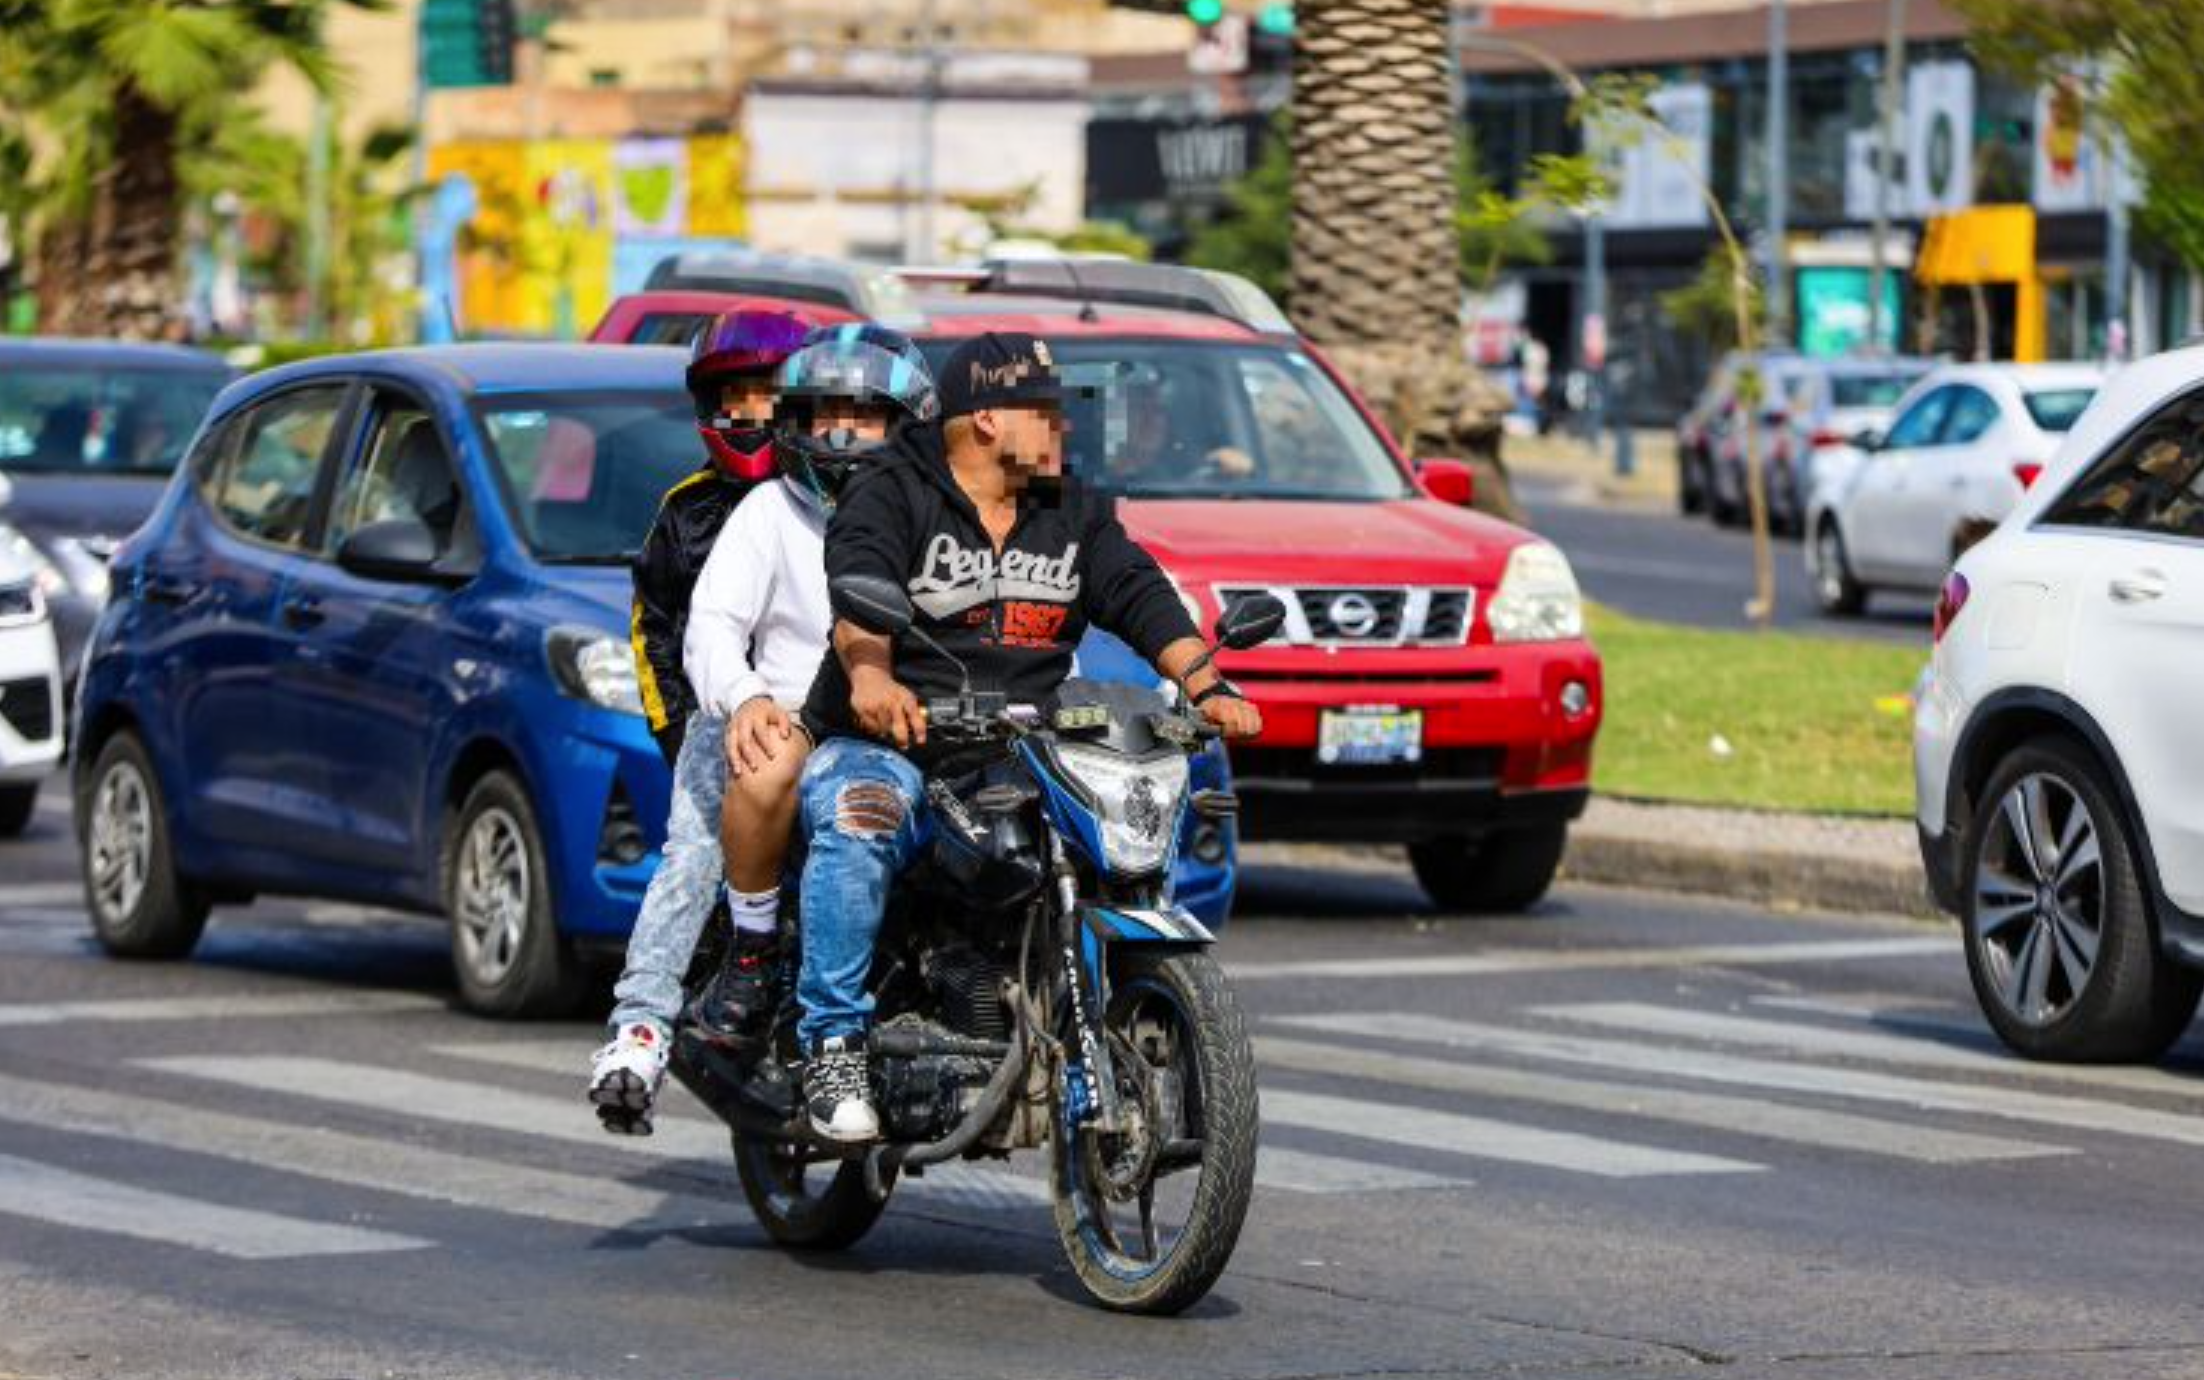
280, 595, 326, 628
2110, 570, 2168, 604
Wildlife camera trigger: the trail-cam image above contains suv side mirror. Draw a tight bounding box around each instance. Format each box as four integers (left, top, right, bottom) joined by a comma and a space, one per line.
832, 574, 914, 636
1215, 593, 1287, 651
1851, 428, 1884, 452
337, 519, 446, 583
1415, 457, 1475, 507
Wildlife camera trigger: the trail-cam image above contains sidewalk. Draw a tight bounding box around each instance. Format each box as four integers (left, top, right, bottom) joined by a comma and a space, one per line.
1503, 427, 1681, 512
1243, 794, 1933, 920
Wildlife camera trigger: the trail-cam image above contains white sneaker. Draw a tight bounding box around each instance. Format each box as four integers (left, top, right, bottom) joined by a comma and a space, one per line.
804, 1036, 880, 1143
589, 1022, 669, 1136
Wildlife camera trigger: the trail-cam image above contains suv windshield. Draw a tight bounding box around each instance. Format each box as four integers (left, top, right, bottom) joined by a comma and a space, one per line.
919, 338, 1414, 502
473, 391, 698, 562
2025, 387, 2097, 433
0, 366, 228, 475
1830, 371, 1924, 409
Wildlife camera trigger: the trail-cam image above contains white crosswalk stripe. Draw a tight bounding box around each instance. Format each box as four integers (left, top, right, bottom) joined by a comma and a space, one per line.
0, 991, 443, 1028
1540, 1002, 2204, 1099
0, 1151, 430, 1260
1255, 1037, 2066, 1164
0, 882, 85, 907
1227, 935, 1952, 982
1281, 1011, 2204, 1150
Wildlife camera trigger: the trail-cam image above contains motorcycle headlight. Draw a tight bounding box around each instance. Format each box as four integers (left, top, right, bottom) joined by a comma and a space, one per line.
1053, 743, 1189, 877
1487, 542, 1584, 643
545, 626, 644, 716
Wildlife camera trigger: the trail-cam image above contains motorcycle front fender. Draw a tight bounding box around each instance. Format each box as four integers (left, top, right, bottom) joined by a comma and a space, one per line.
1079, 903, 1216, 947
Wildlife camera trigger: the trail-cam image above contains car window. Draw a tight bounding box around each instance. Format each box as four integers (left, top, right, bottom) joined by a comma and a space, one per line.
2041, 391, 2204, 540
1939, 387, 2002, 446
326, 398, 464, 557
2024, 387, 2096, 433
629, 312, 713, 346
474, 390, 697, 562
203, 386, 346, 550
0, 364, 228, 476
1882, 387, 1955, 450
1830, 372, 1924, 409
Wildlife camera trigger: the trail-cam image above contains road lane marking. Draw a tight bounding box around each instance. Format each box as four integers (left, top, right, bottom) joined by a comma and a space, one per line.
1541, 1002, 2204, 1100
0, 1072, 715, 1233
436, 1040, 1457, 1196
1280, 1012, 2204, 1151
0, 1151, 429, 1260
1256, 1037, 2064, 1165
1262, 1088, 1759, 1179
0, 992, 442, 1027
139, 1055, 1054, 1211
1565, 553, 1746, 588
1229, 935, 1952, 982
0, 883, 85, 908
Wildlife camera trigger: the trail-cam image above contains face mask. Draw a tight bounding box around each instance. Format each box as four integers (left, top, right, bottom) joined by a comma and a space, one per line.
713, 417, 775, 454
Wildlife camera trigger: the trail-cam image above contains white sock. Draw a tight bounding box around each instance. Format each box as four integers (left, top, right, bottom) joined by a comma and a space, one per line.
727, 885, 778, 937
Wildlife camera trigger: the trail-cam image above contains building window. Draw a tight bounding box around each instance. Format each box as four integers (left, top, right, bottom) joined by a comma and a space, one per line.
589, 68, 621, 88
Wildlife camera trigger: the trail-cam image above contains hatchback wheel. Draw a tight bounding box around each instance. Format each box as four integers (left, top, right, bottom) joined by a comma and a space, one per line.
1962, 739, 2200, 1062
81, 731, 209, 959
1811, 520, 1867, 616
445, 771, 585, 1018
1678, 449, 1708, 515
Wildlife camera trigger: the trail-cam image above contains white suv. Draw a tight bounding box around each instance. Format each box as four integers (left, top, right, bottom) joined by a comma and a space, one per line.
0, 518, 64, 836
1917, 344, 2204, 1061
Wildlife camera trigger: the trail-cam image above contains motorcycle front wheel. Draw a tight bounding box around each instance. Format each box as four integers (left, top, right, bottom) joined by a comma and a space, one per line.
733, 1133, 887, 1251
1050, 949, 1258, 1315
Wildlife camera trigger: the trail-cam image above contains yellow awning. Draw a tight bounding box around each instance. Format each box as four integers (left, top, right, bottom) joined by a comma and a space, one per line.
1916, 205, 2037, 285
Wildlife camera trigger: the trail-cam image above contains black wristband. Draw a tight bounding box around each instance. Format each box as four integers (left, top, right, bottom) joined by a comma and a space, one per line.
1190, 680, 1242, 707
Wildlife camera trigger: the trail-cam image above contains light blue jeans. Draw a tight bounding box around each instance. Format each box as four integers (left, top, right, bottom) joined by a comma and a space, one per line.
609, 711, 727, 1035
795, 737, 933, 1050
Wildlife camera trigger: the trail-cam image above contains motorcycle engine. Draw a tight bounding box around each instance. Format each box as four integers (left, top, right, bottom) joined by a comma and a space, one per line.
875, 1014, 997, 1144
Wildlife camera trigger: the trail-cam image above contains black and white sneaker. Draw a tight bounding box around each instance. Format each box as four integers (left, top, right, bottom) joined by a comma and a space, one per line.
804, 1035, 879, 1143
687, 928, 778, 1045
588, 1022, 669, 1136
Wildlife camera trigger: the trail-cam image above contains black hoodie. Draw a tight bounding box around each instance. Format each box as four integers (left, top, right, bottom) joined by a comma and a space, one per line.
803, 420, 1198, 756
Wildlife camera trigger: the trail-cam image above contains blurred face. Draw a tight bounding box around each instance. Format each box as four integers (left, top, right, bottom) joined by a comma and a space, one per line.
718, 377, 776, 427
992, 403, 1066, 481
810, 399, 892, 447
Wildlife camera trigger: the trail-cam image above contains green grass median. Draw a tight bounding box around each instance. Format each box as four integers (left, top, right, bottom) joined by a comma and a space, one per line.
1587, 606, 1925, 817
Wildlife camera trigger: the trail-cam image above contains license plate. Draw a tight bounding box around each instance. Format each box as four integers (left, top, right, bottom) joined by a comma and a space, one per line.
1317, 707, 1423, 766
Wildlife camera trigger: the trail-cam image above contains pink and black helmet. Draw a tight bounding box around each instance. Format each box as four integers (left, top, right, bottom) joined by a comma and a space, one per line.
687, 308, 812, 478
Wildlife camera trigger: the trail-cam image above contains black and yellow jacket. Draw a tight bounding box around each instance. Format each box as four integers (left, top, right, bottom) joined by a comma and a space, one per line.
631, 459, 762, 764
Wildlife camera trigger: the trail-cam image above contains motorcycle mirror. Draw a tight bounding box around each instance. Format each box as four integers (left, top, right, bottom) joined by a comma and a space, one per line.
832, 574, 914, 637
1215, 593, 1287, 651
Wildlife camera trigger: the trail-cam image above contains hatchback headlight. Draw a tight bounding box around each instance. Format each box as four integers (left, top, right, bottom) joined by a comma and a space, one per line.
1487, 542, 1584, 643
1053, 744, 1190, 877
546, 627, 644, 715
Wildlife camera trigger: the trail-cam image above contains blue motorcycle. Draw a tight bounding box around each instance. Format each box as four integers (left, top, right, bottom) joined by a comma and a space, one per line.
670, 577, 1286, 1315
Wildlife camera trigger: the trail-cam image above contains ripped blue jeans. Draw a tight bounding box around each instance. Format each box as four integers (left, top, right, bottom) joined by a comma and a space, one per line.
795, 737, 933, 1051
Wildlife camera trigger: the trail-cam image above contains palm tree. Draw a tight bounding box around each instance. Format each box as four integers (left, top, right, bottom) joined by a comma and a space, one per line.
1, 0, 367, 340
1290, 0, 1518, 515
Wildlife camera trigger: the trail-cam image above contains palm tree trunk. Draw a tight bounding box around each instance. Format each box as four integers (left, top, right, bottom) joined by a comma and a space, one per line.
82, 86, 185, 340
1290, 0, 1517, 518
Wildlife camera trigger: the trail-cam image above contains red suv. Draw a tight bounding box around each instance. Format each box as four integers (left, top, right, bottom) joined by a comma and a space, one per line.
596, 260, 1602, 911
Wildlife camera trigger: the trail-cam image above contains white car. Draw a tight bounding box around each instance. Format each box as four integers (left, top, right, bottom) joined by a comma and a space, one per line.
1806, 362, 2103, 616
1916, 343, 2204, 1061
0, 518, 64, 837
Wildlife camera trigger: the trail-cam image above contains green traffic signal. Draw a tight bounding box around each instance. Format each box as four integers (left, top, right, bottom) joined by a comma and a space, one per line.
1186, 0, 1225, 25
1257, 2, 1294, 34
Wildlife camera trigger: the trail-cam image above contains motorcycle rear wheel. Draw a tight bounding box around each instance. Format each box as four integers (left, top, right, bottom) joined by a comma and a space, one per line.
1051, 949, 1258, 1315
733, 1133, 886, 1251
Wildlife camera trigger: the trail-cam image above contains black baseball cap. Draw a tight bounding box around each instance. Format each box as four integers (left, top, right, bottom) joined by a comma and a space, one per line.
936, 331, 1064, 419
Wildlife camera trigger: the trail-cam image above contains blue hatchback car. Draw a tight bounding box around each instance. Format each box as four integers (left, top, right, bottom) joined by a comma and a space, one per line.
73, 345, 1233, 1017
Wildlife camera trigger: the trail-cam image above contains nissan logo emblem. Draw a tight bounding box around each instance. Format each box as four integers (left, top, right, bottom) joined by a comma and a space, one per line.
1327, 592, 1380, 638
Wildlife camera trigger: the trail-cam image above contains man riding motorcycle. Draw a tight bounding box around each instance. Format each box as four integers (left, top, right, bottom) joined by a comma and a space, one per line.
791, 331, 1263, 1143
591, 323, 937, 1134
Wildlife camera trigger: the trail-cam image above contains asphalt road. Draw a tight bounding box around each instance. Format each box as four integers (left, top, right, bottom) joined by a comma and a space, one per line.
8, 781, 2204, 1380
1518, 477, 1937, 643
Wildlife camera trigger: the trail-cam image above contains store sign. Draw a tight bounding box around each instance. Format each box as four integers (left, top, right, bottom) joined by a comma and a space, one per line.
1086, 116, 1267, 209
2032, 73, 2105, 212
1603, 83, 1711, 230
1906, 62, 1975, 215
1796, 265, 1901, 358
1843, 128, 1905, 222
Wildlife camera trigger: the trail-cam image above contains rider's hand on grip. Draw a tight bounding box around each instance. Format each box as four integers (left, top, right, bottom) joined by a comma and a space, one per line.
852, 667, 928, 750
1199, 693, 1263, 741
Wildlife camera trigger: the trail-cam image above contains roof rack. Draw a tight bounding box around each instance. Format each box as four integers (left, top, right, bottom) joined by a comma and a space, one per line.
897, 258, 1296, 336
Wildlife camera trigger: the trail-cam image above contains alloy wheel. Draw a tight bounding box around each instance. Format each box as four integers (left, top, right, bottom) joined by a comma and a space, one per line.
88, 761, 153, 923
1973, 773, 2105, 1028
1814, 527, 1847, 606
454, 807, 530, 986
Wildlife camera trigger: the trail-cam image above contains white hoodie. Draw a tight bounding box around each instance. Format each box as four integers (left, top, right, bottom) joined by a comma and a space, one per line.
684, 479, 831, 717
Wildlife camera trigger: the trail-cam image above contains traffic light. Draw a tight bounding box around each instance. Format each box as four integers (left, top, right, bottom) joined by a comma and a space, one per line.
1256, 2, 1294, 35
421, 0, 517, 90
1186, 0, 1225, 25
